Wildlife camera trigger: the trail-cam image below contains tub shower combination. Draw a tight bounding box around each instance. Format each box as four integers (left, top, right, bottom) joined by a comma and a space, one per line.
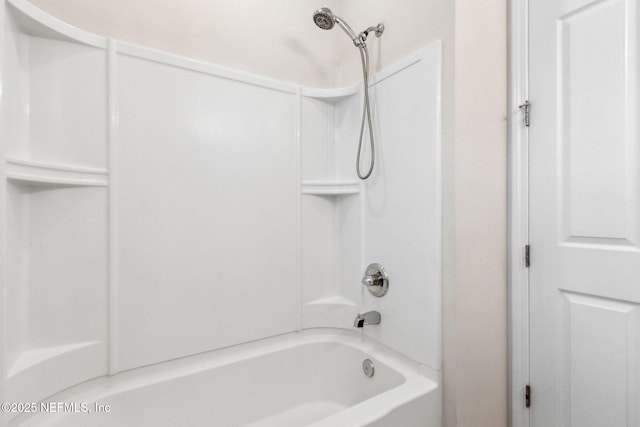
1, 2, 442, 426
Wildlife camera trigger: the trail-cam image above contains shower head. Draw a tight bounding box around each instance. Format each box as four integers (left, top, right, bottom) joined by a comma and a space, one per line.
311, 7, 385, 180
313, 7, 335, 30
312, 7, 358, 43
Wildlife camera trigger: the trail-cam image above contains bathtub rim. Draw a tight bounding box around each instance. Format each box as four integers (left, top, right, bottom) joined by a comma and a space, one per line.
11, 328, 441, 427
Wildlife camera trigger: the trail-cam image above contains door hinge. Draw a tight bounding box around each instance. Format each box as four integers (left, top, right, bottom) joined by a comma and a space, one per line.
518, 100, 530, 127
525, 384, 531, 408
525, 244, 531, 268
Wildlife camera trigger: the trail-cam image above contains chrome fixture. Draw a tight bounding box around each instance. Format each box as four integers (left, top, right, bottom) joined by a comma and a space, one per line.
354, 311, 381, 328
312, 7, 383, 47
312, 7, 384, 180
361, 263, 389, 297
362, 359, 375, 377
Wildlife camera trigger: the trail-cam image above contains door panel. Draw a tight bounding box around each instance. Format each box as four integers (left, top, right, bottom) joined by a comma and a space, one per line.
529, 0, 640, 425
560, 291, 639, 427
559, 0, 632, 245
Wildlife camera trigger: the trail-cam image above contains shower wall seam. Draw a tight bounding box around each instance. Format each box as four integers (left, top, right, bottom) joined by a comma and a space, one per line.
107, 38, 119, 376
295, 87, 302, 332
0, 0, 7, 422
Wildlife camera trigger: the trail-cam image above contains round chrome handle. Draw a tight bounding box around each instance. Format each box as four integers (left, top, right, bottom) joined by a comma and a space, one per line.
361, 263, 389, 297
361, 275, 379, 287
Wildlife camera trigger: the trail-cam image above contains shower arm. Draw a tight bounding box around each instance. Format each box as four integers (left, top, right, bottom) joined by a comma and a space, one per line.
336, 19, 385, 48
361, 25, 385, 40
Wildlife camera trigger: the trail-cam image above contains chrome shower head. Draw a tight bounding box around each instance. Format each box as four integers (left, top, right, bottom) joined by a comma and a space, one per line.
312, 7, 359, 43
313, 7, 335, 30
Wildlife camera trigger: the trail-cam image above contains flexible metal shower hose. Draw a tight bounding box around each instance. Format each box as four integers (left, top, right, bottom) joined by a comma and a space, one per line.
356, 45, 375, 180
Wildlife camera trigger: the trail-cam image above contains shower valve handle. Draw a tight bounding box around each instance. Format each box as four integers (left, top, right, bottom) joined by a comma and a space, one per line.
361, 274, 382, 288
361, 263, 389, 297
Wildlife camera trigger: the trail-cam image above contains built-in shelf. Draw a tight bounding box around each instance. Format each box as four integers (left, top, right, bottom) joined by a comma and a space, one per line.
302, 296, 360, 329
305, 296, 359, 307
7, 0, 107, 48
7, 341, 100, 379
6, 340, 106, 408
301, 181, 360, 196
300, 85, 359, 104
6, 158, 108, 187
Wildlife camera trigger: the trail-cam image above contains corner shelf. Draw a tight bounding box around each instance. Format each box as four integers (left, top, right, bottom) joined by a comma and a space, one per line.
302, 296, 360, 329
7, 341, 101, 379
6, 158, 108, 187
301, 181, 360, 196
300, 85, 359, 104
305, 296, 359, 307
7, 0, 107, 48
5, 341, 106, 409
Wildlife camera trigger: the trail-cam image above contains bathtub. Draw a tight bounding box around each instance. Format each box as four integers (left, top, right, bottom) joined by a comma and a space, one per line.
11, 329, 441, 427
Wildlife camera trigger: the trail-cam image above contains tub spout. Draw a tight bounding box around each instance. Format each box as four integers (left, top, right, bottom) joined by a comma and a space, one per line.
353, 311, 381, 328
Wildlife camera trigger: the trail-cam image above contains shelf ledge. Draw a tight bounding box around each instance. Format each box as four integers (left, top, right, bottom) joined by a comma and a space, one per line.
300, 85, 359, 104
7, 341, 101, 379
301, 181, 360, 196
302, 296, 360, 329
7, 0, 108, 48
7, 158, 108, 187
6, 341, 106, 414
305, 296, 359, 307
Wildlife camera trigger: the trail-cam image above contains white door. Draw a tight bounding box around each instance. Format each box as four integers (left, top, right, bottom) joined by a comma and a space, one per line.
529, 0, 640, 426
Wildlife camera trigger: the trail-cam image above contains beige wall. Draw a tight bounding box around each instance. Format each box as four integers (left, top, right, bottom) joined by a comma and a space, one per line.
25, 0, 456, 90
453, 0, 508, 426
26, 0, 348, 87
338, 1, 453, 85
24, 1, 507, 425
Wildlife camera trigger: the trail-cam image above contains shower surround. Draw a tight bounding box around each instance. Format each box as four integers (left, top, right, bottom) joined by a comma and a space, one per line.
0, 0, 442, 425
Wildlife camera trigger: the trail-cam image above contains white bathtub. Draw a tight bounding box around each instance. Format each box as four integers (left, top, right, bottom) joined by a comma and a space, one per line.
11, 330, 441, 427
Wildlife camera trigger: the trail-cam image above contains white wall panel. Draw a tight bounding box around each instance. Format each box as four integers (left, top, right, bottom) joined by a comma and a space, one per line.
26, 186, 108, 349
300, 196, 335, 304
3, 11, 28, 159
5, 183, 28, 371
300, 97, 334, 181
115, 54, 299, 370
28, 37, 107, 168
335, 195, 362, 305
361, 44, 442, 370
334, 94, 362, 181
4, 182, 108, 409
300, 45, 442, 367
2, 4, 110, 413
